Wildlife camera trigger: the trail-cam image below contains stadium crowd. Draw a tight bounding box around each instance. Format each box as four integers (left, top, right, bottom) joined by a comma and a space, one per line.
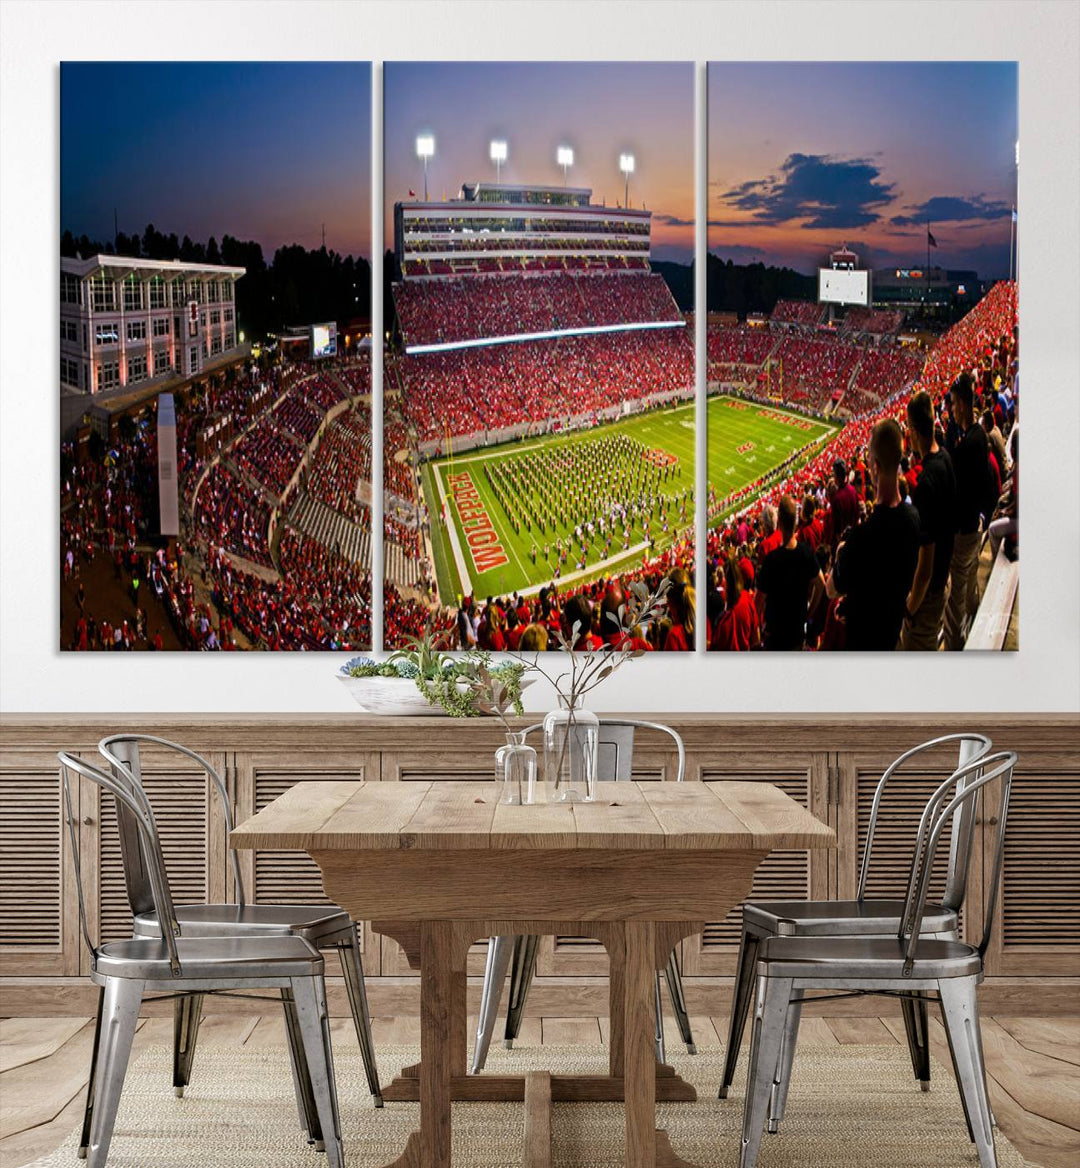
394, 270, 681, 348
705, 281, 1018, 652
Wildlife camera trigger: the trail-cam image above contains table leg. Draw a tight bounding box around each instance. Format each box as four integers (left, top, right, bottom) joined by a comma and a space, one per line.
624, 920, 657, 1167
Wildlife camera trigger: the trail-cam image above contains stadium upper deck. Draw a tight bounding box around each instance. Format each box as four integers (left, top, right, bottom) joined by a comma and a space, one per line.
392, 181, 684, 352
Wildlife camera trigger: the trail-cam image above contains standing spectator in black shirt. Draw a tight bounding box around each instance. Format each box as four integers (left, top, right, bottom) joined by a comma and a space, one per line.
901, 391, 957, 650
828, 419, 921, 650
757, 495, 824, 650
943, 373, 990, 649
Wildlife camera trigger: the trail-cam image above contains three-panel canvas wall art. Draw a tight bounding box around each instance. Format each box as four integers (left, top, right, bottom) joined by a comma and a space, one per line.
59, 61, 1019, 654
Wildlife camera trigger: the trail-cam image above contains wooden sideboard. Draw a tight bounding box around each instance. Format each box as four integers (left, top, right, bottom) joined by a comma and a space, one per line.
2, 712, 1077, 1016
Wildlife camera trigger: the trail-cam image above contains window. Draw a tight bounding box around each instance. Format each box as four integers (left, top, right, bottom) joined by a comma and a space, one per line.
154, 347, 172, 373
189, 346, 199, 373
152, 317, 170, 337
189, 281, 202, 304
60, 272, 80, 305
210, 334, 222, 356
126, 320, 147, 342
223, 307, 234, 323
123, 277, 143, 312
127, 353, 148, 383
61, 320, 78, 344
210, 309, 221, 326
171, 278, 186, 307
207, 280, 220, 304
223, 281, 235, 304
95, 323, 119, 346
224, 329, 235, 349
149, 278, 167, 309
98, 361, 120, 391
60, 356, 80, 387
90, 275, 115, 312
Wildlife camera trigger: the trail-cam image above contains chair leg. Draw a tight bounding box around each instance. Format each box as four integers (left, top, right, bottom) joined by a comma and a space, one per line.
338, 925, 383, 1105
172, 993, 203, 1097
503, 934, 540, 1049
291, 976, 345, 1168
77, 984, 106, 1158
939, 978, 997, 1168
767, 990, 803, 1133
739, 975, 793, 1168
664, 949, 696, 1054
654, 972, 666, 1064
282, 986, 321, 1146
720, 928, 761, 1098
85, 977, 143, 1168
900, 990, 932, 1091
472, 935, 514, 1073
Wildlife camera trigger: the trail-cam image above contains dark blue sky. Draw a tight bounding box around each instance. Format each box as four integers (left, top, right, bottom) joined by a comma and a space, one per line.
708, 62, 1018, 276
61, 62, 371, 259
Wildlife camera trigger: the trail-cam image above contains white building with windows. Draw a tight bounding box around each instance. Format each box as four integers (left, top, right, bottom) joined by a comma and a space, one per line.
60, 254, 245, 399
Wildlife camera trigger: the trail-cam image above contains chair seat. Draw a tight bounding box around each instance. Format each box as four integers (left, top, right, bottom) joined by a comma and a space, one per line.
94, 935, 324, 980
745, 898, 957, 937
758, 935, 982, 980
133, 903, 351, 941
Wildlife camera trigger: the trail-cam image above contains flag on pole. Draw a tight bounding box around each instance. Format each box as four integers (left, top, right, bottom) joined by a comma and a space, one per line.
927, 227, 938, 248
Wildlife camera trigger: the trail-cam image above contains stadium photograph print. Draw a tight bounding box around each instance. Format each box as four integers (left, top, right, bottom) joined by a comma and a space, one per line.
59, 62, 375, 652
382, 61, 696, 652
705, 61, 1019, 653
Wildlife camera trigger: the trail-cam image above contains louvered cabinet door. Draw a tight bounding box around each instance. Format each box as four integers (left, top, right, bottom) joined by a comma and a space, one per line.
537, 756, 673, 979
836, 746, 981, 944
83, 747, 228, 970
680, 752, 829, 976
981, 756, 1080, 976
0, 753, 80, 975
234, 751, 381, 976
381, 750, 496, 976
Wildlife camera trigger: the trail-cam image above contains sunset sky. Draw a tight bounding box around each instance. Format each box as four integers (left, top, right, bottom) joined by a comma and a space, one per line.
384, 62, 694, 263
61, 62, 372, 259
708, 62, 1018, 277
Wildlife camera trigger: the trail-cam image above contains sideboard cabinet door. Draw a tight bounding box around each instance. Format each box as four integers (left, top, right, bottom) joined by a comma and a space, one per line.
0, 753, 80, 976
233, 750, 381, 975
680, 751, 830, 976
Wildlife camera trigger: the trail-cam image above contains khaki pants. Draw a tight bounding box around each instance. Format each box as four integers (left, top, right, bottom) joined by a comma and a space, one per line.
901, 586, 947, 651
943, 529, 982, 650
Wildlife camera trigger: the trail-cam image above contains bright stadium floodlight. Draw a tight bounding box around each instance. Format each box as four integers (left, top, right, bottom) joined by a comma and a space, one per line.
416, 134, 435, 200
557, 145, 574, 185
619, 152, 635, 208
490, 139, 507, 184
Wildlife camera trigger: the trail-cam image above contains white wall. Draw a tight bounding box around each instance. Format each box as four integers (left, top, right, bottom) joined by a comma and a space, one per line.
1, 0, 1077, 714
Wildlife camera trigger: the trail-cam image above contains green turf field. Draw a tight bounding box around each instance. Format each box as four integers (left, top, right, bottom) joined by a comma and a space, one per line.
420, 395, 839, 600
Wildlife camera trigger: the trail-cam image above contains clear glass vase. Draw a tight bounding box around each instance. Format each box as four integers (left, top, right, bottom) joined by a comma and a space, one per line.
495, 730, 537, 805
543, 696, 599, 803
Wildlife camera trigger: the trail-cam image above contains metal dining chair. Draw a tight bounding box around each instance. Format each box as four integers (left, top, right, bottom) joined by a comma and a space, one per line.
471, 719, 694, 1073
719, 732, 992, 1102
58, 752, 345, 1168
84, 733, 380, 1143
738, 750, 1016, 1168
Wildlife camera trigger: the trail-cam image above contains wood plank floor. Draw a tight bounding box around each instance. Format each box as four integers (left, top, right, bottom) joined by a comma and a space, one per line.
2, 1013, 1077, 1168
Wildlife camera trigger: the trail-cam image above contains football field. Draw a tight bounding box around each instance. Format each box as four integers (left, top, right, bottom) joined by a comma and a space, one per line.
421, 395, 838, 600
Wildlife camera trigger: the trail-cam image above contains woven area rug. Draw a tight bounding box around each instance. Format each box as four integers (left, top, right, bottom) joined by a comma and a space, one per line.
29, 1042, 1029, 1167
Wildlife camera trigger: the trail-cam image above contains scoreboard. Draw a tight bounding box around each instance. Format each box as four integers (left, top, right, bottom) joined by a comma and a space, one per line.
818, 268, 870, 307
311, 322, 337, 359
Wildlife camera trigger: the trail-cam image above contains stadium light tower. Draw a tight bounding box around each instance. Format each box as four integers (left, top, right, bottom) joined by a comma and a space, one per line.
416, 134, 435, 201
619, 152, 635, 208
557, 145, 574, 186
490, 139, 507, 185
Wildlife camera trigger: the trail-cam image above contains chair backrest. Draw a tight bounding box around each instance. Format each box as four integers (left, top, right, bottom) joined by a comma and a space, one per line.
899, 750, 1017, 970
57, 751, 183, 975
522, 718, 685, 782
98, 734, 245, 911
858, 733, 992, 909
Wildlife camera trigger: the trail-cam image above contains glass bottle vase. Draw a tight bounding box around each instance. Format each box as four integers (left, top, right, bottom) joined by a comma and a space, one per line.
543, 696, 599, 803
495, 730, 537, 805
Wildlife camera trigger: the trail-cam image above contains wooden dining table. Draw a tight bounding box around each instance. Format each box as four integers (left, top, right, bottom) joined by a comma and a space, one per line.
230, 778, 835, 1168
